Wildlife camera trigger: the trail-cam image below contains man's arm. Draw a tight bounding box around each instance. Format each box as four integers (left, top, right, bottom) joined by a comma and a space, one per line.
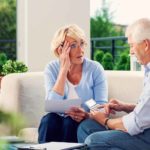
90, 111, 126, 131
106, 118, 127, 131
123, 103, 136, 113
103, 99, 136, 114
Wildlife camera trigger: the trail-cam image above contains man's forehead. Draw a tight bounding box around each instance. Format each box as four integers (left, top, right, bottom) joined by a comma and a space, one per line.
127, 35, 134, 44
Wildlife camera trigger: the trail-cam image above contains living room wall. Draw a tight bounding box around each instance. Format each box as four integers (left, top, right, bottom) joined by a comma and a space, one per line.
17, 0, 90, 71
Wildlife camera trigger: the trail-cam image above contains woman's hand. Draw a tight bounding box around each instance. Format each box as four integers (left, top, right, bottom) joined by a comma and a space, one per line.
52, 41, 71, 96
57, 41, 71, 73
65, 107, 89, 122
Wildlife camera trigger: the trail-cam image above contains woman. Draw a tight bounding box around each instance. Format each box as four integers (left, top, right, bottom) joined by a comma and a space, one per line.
38, 24, 108, 143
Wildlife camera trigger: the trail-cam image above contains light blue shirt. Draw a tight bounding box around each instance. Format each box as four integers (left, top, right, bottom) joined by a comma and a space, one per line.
122, 62, 150, 135
44, 57, 108, 107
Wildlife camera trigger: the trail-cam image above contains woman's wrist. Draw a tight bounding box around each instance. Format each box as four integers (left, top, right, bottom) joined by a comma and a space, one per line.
60, 68, 68, 76
85, 112, 90, 119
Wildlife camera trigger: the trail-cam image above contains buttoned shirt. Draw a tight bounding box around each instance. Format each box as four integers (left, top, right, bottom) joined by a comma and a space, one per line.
122, 62, 150, 135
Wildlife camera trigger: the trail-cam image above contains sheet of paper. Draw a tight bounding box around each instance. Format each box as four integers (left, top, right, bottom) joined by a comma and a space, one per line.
29, 142, 86, 150
45, 98, 82, 113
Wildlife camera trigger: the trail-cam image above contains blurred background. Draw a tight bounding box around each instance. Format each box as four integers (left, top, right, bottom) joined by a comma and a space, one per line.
1, 0, 150, 73
0, 0, 149, 145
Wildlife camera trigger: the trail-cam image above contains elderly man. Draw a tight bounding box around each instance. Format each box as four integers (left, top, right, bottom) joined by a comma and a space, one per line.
77, 18, 150, 150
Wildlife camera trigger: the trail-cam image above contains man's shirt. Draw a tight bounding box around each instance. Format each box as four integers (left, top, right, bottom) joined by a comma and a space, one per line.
122, 62, 150, 135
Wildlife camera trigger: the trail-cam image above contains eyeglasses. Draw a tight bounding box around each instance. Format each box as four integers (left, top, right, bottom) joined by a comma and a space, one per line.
70, 41, 85, 50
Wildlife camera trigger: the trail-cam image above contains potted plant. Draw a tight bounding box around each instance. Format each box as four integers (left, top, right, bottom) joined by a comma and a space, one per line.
1, 60, 28, 76
0, 53, 7, 88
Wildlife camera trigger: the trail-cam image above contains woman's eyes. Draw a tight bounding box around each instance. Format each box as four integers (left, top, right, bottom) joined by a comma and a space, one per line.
70, 44, 77, 49
70, 42, 85, 49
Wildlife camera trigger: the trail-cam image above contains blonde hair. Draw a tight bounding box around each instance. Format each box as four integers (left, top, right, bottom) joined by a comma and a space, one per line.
51, 24, 87, 56
125, 18, 150, 43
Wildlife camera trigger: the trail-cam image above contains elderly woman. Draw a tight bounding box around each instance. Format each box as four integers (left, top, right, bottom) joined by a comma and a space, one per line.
38, 24, 108, 143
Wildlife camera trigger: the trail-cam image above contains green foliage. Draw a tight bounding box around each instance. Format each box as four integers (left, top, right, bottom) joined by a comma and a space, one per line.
0, 140, 9, 150
90, 3, 124, 38
115, 50, 130, 70
0, 53, 7, 75
102, 52, 114, 70
0, 110, 26, 135
94, 50, 130, 71
90, 1, 130, 70
2, 60, 28, 76
94, 50, 114, 70
0, 0, 16, 60
94, 50, 104, 63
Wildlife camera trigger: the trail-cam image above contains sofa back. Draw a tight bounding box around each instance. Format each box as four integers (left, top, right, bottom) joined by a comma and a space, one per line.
106, 71, 143, 103
0, 71, 144, 128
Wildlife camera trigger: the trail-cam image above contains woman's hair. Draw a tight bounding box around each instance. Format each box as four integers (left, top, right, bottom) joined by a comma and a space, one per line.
125, 18, 150, 43
51, 24, 87, 56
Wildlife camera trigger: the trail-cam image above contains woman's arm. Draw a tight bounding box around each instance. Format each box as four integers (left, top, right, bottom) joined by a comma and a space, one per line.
52, 42, 71, 96
45, 42, 71, 100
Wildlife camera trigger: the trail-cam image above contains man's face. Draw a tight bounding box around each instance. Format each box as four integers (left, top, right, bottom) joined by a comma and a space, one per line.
128, 36, 146, 65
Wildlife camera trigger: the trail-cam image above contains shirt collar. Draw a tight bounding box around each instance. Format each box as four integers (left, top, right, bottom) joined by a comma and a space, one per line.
144, 62, 150, 73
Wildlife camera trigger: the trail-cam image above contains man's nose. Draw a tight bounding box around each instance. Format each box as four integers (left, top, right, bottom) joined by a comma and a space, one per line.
130, 48, 134, 55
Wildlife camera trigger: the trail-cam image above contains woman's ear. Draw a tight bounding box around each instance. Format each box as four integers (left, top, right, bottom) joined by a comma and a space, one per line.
56, 46, 62, 56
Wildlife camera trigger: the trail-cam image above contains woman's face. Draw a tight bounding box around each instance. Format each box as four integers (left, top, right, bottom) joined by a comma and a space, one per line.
65, 36, 85, 65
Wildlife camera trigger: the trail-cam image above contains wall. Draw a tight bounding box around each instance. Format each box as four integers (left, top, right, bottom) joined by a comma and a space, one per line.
17, 0, 90, 71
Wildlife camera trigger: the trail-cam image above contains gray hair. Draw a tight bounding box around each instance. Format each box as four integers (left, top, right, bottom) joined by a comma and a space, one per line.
51, 24, 87, 56
125, 18, 150, 43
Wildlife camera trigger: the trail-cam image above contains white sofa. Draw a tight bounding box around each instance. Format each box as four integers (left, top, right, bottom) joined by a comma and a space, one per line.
0, 71, 144, 143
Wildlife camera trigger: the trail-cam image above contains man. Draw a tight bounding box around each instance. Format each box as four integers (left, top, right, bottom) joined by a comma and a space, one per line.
77, 18, 150, 150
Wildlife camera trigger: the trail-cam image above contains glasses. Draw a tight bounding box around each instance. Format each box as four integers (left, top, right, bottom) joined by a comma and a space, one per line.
70, 41, 85, 50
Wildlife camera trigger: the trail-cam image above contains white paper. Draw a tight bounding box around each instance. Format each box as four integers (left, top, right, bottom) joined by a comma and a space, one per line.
29, 142, 86, 150
45, 98, 82, 113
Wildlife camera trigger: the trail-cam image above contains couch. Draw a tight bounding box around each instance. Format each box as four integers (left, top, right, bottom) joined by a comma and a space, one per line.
0, 71, 144, 143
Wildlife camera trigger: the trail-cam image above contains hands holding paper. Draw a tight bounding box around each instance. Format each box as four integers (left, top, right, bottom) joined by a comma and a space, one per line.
65, 107, 89, 122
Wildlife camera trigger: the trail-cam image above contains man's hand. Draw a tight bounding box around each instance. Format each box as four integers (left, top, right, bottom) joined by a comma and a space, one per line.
101, 98, 135, 115
65, 107, 89, 122
90, 110, 109, 126
101, 99, 128, 115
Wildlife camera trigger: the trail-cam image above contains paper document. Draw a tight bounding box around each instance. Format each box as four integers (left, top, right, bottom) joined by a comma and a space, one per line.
45, 98, 82, 113
28, 142, 87, 150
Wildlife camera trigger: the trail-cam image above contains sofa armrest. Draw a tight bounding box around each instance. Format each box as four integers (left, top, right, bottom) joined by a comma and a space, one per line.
0, 74, 21, 112
0, 72, 45, 127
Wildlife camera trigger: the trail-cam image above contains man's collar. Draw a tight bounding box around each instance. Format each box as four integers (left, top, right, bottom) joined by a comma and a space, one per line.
144, 62, 150, 72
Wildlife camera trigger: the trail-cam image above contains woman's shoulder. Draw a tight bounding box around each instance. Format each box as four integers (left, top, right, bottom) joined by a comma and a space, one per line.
44, 59, 60, 72
84, 57, 104, 70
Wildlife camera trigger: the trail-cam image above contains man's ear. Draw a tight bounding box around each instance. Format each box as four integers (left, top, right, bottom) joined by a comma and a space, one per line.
144, 39, 150, 51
